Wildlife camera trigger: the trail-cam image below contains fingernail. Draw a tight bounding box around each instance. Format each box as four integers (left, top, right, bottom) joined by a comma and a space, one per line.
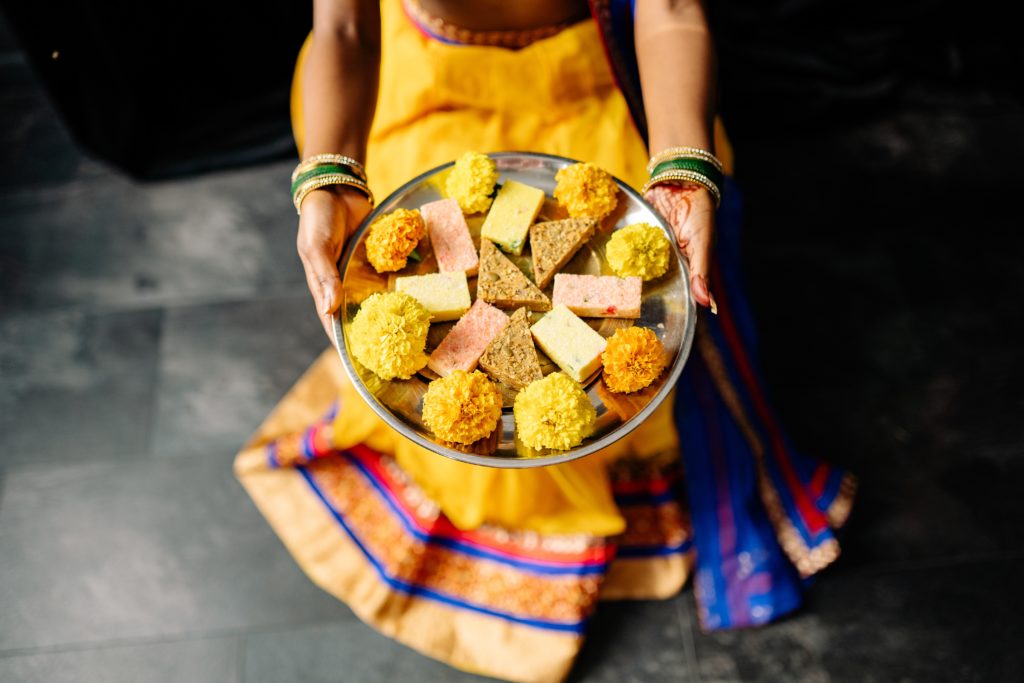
321, 289, 334, 316
709, 291, 719, 316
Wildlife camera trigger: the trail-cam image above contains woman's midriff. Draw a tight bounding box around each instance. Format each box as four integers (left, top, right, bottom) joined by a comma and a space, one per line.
417, 0, 590, 32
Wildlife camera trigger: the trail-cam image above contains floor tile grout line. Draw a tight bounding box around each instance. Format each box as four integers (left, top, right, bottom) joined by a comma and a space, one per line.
0, 613, 352, 660
0, 447, 244, 474
0, 283, 313, 321
674, 596, 702, 683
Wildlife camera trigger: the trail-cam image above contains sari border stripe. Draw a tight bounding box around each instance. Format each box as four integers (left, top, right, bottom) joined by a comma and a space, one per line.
297, 465, 589, 633
343, 451, 609, 576
345, 447, 611, 574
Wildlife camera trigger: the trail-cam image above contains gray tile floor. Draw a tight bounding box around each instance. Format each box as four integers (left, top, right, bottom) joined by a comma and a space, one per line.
2, 21, 1024, 683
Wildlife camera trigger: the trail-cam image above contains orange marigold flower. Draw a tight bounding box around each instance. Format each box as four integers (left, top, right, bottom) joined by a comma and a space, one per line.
349, 291, 430, 380
513, 372, 596, 451
606, 223, 671, 281
602, 326, 667, 393
445, 151, 498, 214
365, 208, 425, 273
553, 162, 619, 220
422, 370, 503, 444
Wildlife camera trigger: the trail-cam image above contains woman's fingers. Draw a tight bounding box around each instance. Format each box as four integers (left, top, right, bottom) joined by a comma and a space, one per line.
684, 224, 716, 313
644, 183, 717, 312
300, 260, 338, 341
296, 191, 350, 341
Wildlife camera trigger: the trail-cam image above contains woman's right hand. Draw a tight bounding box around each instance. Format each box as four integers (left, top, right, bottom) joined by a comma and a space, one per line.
296, 187, 373, 341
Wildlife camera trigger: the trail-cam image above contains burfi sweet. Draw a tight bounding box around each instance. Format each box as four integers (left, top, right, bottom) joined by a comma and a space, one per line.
479, 308, 543, 390
421, 198, 479, 275
395, 271, 471, 322
530, 304, 607, 383
428, 299, 510, 377
530, 217, 597, 289
552, 274, 642, 318
480, 179, 545, 255
477, 239, 551, 311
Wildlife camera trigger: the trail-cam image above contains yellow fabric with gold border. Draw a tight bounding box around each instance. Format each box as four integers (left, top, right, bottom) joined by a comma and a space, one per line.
288, 0, 690, 538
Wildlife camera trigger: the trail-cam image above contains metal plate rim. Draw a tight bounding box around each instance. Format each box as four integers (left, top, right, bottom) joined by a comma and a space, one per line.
331, 151, 696, 469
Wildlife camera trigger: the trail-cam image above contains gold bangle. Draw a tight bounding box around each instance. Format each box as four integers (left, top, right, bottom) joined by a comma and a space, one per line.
647, 146, 723, 174
641, 170, 722, 207
291, 154, 367, 183
294, 174, 373, 213
293, 175, 374, 215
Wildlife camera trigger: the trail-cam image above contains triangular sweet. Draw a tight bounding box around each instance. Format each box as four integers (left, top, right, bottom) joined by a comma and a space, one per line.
479, 308, 543, 390
477, 239, 551, 311
530, 217, 597, 289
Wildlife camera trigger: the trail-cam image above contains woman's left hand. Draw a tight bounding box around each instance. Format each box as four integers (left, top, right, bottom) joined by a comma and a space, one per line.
644, 182, 717, 312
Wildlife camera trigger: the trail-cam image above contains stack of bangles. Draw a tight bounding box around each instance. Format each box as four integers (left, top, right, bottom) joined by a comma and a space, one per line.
641, 146, 724, 208
290, 153, 375, 215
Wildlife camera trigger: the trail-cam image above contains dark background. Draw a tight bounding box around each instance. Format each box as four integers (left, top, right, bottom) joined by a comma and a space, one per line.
1, 1, 1022, 680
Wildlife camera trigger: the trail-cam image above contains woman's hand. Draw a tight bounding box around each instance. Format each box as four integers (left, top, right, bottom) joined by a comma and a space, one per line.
644, 182, 717, 313
296, 187, 373, 340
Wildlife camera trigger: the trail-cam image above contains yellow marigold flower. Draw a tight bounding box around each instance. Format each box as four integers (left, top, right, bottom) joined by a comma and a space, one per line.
602, 326, 667, 393
606, 223, 671, 281
422, 370, 503, 444
365, 208, 426, 273
445, 151, 498, 214
349, 291, 430, 380
514, 372, 596, 451
553, 162, 619, 220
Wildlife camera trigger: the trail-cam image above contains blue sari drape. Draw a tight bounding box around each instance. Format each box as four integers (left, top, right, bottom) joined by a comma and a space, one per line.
589, 0, 856, 629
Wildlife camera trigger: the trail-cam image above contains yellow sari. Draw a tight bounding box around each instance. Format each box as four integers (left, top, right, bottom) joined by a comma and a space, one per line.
235, 2, 724, 681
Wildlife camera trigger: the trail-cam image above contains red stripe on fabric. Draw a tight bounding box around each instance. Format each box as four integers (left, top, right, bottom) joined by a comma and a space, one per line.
710, 266, 828, 535
311, 423, 333, 459
347, 444, 614, 565
809, 463, 830, 499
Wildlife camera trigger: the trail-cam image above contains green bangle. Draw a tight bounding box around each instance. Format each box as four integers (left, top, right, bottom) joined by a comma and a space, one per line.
650, 158, 724, 190
290, 164, 363, 197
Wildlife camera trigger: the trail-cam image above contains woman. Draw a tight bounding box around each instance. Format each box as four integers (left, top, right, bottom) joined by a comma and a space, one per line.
234, 2, 855, 681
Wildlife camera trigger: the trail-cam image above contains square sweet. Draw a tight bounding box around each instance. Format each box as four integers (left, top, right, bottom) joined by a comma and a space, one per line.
428, 300, 510, 377
477, 239, 551, 311
552, 274, 642, 318
530, 304, 607, 382
479, 307, 543, 390
395, 271, 471, 321
480, 179, 545, 255
530, 217, 597, 289
421, 198, 479, 275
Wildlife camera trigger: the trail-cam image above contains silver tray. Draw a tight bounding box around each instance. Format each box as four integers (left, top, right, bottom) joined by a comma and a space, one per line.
333, 152, 695, 468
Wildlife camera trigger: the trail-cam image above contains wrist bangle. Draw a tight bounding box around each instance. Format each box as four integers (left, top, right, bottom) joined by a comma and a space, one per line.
293, 174, 374, 215
291, 153, 367, 183
643, 146, 724, 207
641, 170, 722, 207
290, 164, 365, 197
647, 146, 723, 174
291, 154, 373, 215
649, 158, 724, 190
